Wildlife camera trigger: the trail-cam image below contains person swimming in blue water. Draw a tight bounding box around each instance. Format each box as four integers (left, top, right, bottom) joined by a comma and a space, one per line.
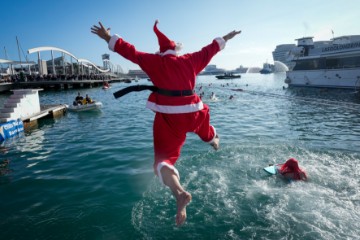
277, 158, 307, 181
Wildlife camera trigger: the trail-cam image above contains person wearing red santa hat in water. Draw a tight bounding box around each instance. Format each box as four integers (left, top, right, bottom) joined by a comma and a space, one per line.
91, 20, 241, 226
277, 158, 307, 181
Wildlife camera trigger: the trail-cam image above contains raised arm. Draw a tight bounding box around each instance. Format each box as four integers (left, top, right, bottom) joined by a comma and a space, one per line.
91, 22, 111, 43
90, 21, 154, 66
189, 30, 241, 74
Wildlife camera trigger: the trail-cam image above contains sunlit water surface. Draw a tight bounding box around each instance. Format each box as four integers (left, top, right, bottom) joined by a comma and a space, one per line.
0, 73, 359, 239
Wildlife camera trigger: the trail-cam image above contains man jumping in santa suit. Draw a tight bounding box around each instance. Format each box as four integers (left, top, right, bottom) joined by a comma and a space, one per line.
91, 20, 241, 226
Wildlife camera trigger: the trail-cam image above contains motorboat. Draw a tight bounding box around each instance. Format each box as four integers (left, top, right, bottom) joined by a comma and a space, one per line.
215, 72, 241, 79
259, 63, 273, 74
67, 102, 102, 112
285, 35, 360, 89
102, 81, 111, 90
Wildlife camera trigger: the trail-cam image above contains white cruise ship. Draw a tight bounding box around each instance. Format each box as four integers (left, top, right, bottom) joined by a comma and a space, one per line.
285, 35, 360, 89
272, 44, 296, 70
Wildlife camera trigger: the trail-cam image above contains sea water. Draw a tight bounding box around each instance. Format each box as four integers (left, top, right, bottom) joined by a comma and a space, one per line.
0, 73, 359, 239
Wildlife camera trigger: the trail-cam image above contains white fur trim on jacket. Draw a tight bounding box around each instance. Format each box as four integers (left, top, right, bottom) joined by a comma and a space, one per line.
215, 37, 226, 50
146, 101, 204, 114
207, 125, 217, 144
155, 49, 178, 56
108, 34, 120, 52
157, 162, 180, 185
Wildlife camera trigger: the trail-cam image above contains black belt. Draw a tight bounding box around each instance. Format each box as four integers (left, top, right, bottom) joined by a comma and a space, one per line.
113, 85, 157, 99
113, 85, 194, 99
157, 89, 195, 97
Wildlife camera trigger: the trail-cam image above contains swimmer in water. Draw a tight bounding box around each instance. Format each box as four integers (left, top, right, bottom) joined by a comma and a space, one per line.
277, 158, 307, 181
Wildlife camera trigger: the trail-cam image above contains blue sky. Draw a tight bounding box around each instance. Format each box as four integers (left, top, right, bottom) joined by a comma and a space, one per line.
1, 0, 359, 72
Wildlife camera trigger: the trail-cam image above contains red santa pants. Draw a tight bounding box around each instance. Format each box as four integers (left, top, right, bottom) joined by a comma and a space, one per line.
153, 104, 216, 184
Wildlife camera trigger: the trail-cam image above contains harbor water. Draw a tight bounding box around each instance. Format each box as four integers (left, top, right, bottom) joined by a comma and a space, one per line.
0, 73, 359, 239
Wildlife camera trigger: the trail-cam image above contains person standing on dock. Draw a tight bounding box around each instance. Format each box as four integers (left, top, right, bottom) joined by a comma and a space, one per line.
91, 20, 241, 226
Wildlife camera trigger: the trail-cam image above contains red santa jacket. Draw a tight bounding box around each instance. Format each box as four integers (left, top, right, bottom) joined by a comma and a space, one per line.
108, 35, 225, 114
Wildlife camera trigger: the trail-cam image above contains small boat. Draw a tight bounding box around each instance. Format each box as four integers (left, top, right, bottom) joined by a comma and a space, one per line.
102, 81, 111, 90
67, 102, 102, 112
259, 63, 273, 74
215, 72, 241, 79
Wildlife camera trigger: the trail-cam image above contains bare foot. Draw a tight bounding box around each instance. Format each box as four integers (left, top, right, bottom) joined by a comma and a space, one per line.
210, 135, 220, 150
176, 191, 192, 226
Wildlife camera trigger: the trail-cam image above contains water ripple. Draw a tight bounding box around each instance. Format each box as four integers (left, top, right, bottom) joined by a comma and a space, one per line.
0, 75, 359, 239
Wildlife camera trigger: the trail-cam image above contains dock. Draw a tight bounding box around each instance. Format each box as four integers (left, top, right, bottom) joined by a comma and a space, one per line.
15, 79, 119, 90
0, 78, 132, 93
0, 89, 68, 140
22, 104, 67, 129
22, 104, 67, 122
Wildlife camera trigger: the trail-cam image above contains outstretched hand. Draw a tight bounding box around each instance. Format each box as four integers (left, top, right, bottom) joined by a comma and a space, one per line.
223, 30, 241, 42
91, 22, 111, 43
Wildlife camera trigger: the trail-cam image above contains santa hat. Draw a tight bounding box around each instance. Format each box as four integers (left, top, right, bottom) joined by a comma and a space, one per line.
280, 158, 301, 172
153, 20, 181, 54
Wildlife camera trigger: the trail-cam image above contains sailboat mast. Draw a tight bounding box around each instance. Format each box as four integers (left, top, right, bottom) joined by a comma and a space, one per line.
16, 36, 23, 70
3, 46, 13, 75
3, 46, 8, 59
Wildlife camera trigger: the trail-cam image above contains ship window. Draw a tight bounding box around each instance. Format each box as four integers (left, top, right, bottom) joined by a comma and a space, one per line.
293, 59, 325, 70
326, 58, 340, 69
340, 56, 360, 68
326, 56, 360, 69
293, 55, 360, 70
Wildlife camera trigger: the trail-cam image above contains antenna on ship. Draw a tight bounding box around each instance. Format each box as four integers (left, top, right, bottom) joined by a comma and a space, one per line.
331, 29, 335, 39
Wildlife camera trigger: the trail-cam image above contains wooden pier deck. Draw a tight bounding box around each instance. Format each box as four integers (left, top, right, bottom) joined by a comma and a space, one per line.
22, 104, 67, 129
22, 104, 67, 122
